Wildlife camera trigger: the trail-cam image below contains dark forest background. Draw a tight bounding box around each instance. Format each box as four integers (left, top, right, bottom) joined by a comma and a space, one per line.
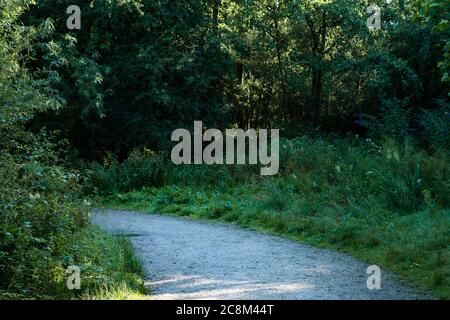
17, 0, 450, 160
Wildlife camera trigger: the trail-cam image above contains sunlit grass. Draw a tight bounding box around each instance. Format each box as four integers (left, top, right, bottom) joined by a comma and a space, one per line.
82, 283, 150, 300
100, 137, 450, 299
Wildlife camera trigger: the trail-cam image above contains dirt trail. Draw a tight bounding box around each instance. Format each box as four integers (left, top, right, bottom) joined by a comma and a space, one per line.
92, 209, 429, 300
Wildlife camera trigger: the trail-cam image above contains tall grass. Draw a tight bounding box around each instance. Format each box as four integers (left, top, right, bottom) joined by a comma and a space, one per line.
95, 136, 450, 298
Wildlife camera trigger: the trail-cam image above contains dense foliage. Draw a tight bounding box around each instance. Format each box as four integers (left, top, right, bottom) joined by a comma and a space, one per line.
1, 0, 449, 299
0, 0, 144, 299
20, 0, 449, 159
100, 137, 450, 298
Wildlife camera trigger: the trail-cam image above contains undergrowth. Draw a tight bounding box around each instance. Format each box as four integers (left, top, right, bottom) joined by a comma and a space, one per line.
96, 136, 450, 299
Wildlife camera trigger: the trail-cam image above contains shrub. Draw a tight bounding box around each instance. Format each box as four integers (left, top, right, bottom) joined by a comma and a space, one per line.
418, 100, 450, 150
0, 152, 146, 299
85, 150, 165, 195
0, 153, 90, 297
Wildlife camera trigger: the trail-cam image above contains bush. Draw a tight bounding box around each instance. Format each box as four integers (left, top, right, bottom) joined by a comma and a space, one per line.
365, 98, 411, 141
0, 152, 146, 299
0, 2, 146, 299
95, 135, 449, 213
86, 148, 260, 195
0, 153, 89, 297
85, 150, 165, 195
418, 100, 450, 150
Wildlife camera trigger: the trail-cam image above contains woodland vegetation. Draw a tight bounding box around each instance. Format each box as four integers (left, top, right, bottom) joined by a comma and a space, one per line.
0, 0, 449, 299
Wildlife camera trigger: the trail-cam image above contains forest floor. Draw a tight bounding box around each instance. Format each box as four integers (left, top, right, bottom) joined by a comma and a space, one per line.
92, 209, 431, 300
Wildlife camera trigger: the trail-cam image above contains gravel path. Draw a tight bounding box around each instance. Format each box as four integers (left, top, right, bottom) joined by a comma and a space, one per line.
92, 209, 429, 300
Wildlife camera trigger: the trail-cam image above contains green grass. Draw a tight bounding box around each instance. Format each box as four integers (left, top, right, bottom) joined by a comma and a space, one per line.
102, 184, 449, 299
0, 225, 148, 300
64, 226, 148, 300
0, 154, 148, 300
96, 137, 450, 300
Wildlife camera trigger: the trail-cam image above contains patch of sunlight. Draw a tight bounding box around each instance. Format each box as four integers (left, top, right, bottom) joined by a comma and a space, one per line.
147, 275, 313, 300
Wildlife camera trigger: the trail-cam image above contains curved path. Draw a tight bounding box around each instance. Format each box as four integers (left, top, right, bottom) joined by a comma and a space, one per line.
92, 209, 429, 300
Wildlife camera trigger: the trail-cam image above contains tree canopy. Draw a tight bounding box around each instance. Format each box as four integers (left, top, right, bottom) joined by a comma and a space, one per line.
1, 0, 448, 158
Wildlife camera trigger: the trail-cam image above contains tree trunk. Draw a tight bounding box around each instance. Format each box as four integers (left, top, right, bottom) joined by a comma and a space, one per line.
310, 68, 323, 129
213, 0, 221, 33
236, 61, 244, 84
307, 11, 327, 129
